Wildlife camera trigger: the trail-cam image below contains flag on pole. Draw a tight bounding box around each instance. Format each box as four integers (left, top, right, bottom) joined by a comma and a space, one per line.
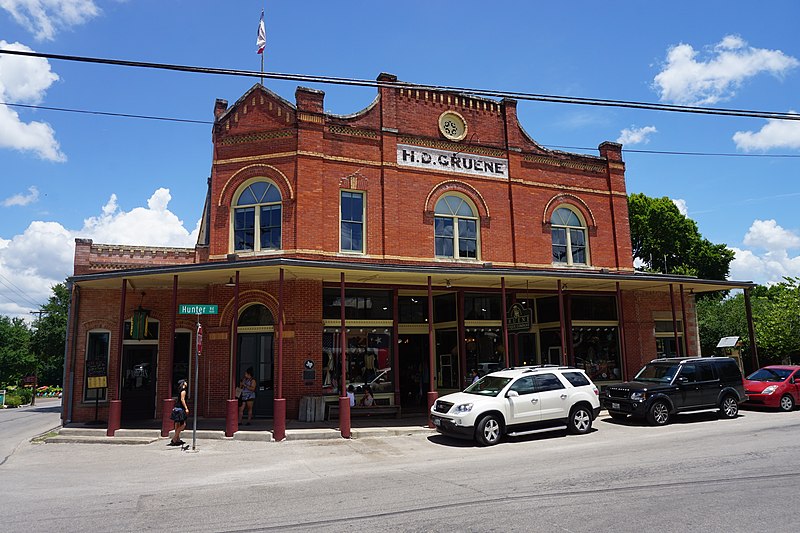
256, 10, 266, 55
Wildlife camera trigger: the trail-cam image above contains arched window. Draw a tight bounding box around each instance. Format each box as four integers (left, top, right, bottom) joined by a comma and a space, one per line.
435, 195, 478, 259
238, 304, 274, 326
551, 206, 588, 265
233, 181, 282, 252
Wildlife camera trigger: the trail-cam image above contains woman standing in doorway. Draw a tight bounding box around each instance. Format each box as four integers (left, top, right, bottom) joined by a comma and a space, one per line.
238, 367, 257, 426
169, 379, 188, 446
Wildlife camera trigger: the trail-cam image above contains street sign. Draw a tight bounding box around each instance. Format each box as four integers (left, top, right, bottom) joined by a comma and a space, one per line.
23, 375, 36, 384
179, 304, 218, 315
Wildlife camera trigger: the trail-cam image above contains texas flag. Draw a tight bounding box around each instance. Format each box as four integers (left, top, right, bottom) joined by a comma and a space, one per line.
256, 10, 266, 55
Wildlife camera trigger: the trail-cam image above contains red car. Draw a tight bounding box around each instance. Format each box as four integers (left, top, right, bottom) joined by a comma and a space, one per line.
743, 365, 800, 411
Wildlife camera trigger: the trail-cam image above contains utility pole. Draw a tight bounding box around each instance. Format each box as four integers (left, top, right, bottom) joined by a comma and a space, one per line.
29, 308, 47, 406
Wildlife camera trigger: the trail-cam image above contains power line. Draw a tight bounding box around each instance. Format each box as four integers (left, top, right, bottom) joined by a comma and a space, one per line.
4, 100, 799, 159
2, 48, 800, 122
0, 273, 42, 309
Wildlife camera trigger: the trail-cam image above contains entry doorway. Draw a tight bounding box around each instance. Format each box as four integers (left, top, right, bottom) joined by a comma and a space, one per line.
398, 334, 429, 412
237, 333, 274, 418
120, 345, 158, 421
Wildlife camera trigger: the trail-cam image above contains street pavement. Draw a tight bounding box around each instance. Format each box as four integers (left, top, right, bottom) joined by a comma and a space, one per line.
2, 404, 800, 531
0, 397, 62, 465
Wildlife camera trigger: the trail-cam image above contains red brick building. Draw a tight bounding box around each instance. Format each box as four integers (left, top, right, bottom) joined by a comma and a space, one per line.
63, 75, 751, 430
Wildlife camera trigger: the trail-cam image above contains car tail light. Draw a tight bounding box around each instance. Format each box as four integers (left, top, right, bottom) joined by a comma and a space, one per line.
593, 387, 599, 396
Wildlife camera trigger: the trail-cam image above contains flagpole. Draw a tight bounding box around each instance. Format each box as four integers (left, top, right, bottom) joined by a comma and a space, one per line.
260, 54, 264, 86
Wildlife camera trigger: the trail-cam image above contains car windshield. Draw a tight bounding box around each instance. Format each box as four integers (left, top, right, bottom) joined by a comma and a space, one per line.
464, 376, 512, 397
747, 368, 792, 382
634, 363, 680, 383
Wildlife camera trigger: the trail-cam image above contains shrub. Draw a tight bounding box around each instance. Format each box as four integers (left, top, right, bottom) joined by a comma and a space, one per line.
15, 387, 32, 404
4, 394, 22, 408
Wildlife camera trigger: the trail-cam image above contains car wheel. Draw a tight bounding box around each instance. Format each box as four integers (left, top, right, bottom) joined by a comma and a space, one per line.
647, 401, 670, 426
475, 414, 503, 446
568, 405, 593, 435
779, 394, 795, 412
720, 395, 739, 418
609, 411, 627, 421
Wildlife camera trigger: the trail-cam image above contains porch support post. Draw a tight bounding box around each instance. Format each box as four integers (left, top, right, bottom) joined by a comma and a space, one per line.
226, 271, 240, 437
680, 284, 690, 356
162, 275, 179, 438
744, 288, 760, 373
557, 280, 567, 365
501, 277, 509, 368
457, 289, 467, 388
427, 276, 438, 428
108, 278, 127, 437
273, 268, 286, 442
392, 288, 400, 406
615, 282, 628, 381
670, 284, 681, 357
339, 273, 351, 439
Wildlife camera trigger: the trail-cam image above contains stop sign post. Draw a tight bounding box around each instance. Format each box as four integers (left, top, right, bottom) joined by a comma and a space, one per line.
178, 304, 217, 451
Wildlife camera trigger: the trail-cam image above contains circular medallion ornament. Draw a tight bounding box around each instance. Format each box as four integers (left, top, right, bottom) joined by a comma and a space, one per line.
438, 111, 468, 141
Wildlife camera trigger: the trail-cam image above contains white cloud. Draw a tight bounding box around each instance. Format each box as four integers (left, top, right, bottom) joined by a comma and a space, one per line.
0, 188, 200, 318
653, 35, 798, 105
732, 112, 800, 151
0, 0, 100, 41
672, 198, 688, 216
729, 219, 800, 284
617, 125, 657, 145
0, 40, 65, 161
2, 185, 39, 206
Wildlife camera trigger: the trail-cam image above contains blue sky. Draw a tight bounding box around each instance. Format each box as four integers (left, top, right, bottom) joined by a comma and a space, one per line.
1, 0, 799, 318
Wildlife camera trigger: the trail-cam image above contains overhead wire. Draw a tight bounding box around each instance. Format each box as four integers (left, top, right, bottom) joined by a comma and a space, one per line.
3, 101, 799, 159
1, 48, 799, 122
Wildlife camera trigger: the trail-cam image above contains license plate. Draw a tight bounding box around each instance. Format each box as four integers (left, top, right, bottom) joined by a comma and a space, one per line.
612, 402, 620, 410
433, 418, 441, 426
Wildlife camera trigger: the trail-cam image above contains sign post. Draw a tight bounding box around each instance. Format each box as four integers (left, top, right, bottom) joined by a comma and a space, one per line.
178, 304, 218, 451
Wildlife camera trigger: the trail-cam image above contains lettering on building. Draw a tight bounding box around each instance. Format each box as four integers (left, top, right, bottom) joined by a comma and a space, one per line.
397, 144, 509, 179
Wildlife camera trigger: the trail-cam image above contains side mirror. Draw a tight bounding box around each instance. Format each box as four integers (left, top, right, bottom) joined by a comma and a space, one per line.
506, 390, 519, 398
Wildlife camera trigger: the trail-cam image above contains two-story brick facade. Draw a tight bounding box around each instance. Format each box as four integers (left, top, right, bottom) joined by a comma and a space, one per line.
63, 74, 752, 434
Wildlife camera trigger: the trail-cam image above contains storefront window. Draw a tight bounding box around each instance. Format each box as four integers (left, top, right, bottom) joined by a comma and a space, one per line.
172, 332, 191, 394
570, 295, 617, 321
84, 331, 109, 401
322, 289, 392, 320
509, 332, 537, 367
322, 328, 393, 394
398, 296, 428, 323
465, 327, 503, 376
436, 329, 460, 389
536, 297, 560, 323
464, 293, 502, 320
572, 326, 621, 382
539, 329, 562, 365
433, 293, 456, 323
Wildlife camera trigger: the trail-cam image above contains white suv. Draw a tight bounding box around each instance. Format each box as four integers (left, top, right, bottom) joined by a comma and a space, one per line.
430, 366, 601, 446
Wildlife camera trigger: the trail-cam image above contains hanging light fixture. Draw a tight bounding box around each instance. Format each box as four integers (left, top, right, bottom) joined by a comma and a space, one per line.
225, 277, 236, 287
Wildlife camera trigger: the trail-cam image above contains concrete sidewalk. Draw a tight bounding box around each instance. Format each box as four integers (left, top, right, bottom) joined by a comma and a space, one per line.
49, 416, 435, 445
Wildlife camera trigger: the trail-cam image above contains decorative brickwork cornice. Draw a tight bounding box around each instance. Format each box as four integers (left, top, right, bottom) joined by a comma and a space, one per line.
298, 112, 324, 124
398, 136, 505, 157
328, 124, 379, 139
218, 129, 294, 146
398, 88, 502, 115
523, 154, 606, 173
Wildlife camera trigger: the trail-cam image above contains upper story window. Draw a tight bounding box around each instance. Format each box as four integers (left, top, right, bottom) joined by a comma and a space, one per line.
435, 195, 478, 259
340, 190, 364, 253
233, 181, 282, 252
551, 206, 587, 265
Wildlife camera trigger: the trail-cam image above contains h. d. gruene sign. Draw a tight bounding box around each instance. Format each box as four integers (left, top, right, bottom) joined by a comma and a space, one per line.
397, 144, 508, 179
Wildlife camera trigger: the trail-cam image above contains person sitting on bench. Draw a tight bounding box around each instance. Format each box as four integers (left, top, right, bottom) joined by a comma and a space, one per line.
359, 385, 375, 407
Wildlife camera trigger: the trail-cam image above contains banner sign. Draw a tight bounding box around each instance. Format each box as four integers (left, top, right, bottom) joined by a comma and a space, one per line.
397, 144, 509, 179
507, 303, 533, 333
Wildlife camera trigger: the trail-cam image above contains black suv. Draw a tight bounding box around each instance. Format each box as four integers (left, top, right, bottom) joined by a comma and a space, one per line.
601, 357, 746, 425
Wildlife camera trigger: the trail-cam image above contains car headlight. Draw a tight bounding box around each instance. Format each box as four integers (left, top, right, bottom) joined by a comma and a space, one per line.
762, 385, 778, 395
630, 392, 646, 401
454, 403, 473, 413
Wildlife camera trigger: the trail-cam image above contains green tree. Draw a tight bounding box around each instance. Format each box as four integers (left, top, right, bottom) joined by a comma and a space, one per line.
628, 193, 735, 281
30, 282, 70, 386
0, 315, 33, 386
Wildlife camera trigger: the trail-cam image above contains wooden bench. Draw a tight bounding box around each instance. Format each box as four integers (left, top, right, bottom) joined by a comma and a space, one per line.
327, 404, 402, 420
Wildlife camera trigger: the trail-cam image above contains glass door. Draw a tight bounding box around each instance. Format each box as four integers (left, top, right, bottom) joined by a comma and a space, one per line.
237, 333, 274, 417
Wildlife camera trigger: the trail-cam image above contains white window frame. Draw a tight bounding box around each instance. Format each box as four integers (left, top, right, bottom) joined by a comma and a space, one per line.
434, 193, 480, 260
551, 205, 589, 266
230, 178, 283, 254
339, 189, 366, 254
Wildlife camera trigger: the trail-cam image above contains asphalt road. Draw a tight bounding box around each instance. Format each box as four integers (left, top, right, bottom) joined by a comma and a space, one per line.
2, 406, 799, 532
0, 397, 62, 466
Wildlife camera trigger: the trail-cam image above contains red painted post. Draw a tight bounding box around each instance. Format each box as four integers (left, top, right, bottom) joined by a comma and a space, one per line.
225, 399, 238, 437
273, 268, 286, 442
501, 277, 509, 368
669, 284, 681, 357
107, 399, 121, 436
679, 284, 690, 356
557, 280, 566, 365
427, 276, 438, 428
161, 398, 175, 437
339, 272, 350, 439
